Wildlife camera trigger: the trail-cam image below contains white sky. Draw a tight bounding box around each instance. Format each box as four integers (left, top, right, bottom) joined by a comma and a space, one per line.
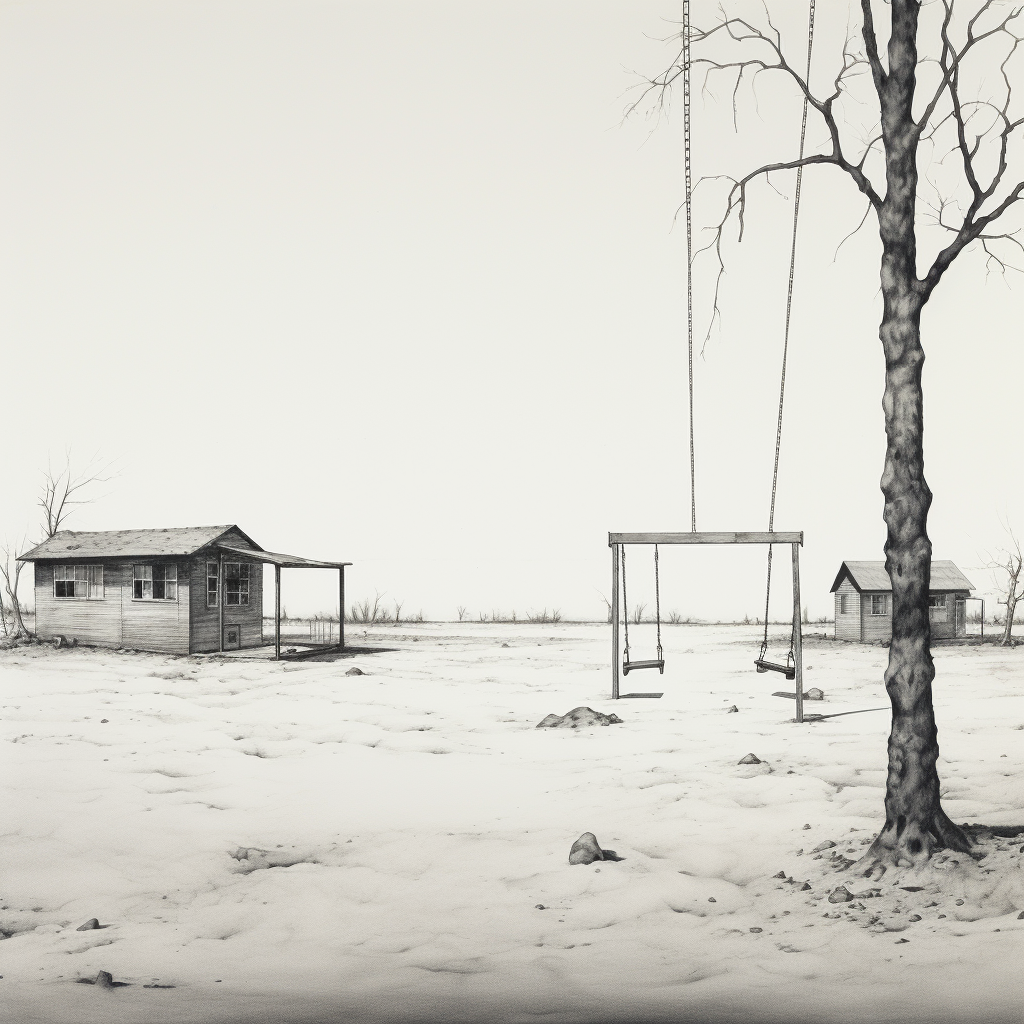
1, 0, 1021, 622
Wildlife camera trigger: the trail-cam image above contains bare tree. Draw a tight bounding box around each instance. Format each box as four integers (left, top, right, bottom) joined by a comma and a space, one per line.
985, 523, 1024, 645
0, 537, 31, 638
633, 1, 1024, 873
39, 451, 115, 539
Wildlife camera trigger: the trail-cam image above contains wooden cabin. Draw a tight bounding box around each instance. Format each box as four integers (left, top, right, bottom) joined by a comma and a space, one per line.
17, 525, 349, 656
830, 560, 974, 642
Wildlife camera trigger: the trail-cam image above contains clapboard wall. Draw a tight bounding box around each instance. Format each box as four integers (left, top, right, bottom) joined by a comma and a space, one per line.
34, 560, 190, 654
188, 530, 264, 653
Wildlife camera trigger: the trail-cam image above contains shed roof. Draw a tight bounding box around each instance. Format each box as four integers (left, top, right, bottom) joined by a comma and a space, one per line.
17, 525, 262, 561
830, 560, 974, 593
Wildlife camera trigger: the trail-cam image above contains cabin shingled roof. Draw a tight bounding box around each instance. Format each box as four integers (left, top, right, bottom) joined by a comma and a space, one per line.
17, 526, 262, 561
830, 560, 974, 594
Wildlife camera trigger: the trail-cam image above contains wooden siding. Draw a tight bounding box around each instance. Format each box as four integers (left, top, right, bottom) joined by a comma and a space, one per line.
862, 593, 892, 642
835, 588, 971, 643
929, 591, 970, 640
189, 550, 264, 653
122, 560, 190, 654
834, 579, 861, 641
34, 561, 124, 647
34, 559, 190, 653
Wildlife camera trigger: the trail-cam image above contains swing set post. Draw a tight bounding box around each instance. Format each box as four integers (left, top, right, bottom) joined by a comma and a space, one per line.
611, 543, 620, 700
792, 541, 804, 724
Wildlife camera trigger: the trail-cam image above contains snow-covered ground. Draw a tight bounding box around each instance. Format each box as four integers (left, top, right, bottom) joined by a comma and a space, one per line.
2, 623, 1022, 1024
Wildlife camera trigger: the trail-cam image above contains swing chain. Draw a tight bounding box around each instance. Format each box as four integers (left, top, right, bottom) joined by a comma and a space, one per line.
761, 0, 815, 669
655, 544, 663, 660
621, 544, 630, 664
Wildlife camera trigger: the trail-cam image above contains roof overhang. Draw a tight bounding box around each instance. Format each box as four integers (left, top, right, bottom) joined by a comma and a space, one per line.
215, 543, 350, 569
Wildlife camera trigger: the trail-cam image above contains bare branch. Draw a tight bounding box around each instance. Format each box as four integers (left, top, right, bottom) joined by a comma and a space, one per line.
37, 450, 118, 539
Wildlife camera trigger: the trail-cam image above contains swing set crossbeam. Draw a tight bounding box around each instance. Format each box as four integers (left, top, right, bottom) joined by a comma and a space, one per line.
609, 532, 802, 546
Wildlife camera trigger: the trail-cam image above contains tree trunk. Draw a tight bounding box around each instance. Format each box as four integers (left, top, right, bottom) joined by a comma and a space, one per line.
1001, 563, 1020, 645
857, 0, 971, 873
3, 564, 32, 639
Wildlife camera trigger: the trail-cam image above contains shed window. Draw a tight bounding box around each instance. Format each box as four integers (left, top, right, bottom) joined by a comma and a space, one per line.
207, 562, 218, 608
870, 594, 889, 615
133, 564, 177, 601
225, 563, 250, 606
929, 594, 948, 622
839, 594, 851, 614
53, 565, 103, 599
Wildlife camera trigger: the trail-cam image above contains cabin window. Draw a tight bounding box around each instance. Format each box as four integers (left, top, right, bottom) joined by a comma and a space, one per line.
225, 563, 250, 606
207, 562, 218, 607
929, 594, 948, 622
133, 564, 177, 601
53, 565, 103, 599
870, 594, 889, 615
839, 594, 850, 614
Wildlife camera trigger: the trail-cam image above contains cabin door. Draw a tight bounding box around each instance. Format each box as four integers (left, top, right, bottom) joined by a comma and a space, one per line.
223, 624, 241, 650
955, 599, 965, 637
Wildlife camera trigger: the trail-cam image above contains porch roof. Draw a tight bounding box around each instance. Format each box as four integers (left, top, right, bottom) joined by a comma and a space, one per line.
215, 543, 350, 570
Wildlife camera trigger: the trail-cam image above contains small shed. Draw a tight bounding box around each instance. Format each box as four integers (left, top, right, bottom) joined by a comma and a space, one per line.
830, 560, 974, 642
17, 525, 349, 657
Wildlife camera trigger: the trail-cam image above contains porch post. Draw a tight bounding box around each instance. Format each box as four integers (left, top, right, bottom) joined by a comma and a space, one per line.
218, 552, 224, 653
339, 565, 345, 650
792, 542, 804, 724
611, 542, 620, 700
275, 564, 281, 661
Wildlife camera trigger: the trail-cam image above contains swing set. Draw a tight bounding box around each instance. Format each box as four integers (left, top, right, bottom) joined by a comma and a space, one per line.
608, 1, 817, 724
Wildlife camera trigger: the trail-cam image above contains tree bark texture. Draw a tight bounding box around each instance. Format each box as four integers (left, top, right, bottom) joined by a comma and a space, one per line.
858, 1, 971, 871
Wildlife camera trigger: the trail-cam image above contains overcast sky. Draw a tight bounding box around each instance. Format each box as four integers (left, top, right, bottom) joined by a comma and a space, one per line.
2, 0, 1021, 622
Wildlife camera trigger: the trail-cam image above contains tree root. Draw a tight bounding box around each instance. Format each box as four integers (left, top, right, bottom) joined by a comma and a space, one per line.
853, 808, 973, 881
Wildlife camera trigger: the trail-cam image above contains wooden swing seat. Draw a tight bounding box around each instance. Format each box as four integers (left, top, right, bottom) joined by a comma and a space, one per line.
623, 658, 665, 675
754, 658, 795, 680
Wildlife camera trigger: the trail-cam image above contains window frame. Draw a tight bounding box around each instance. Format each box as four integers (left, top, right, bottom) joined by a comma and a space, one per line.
53, 564, 104, 600
132, 563, 178, 602
207, 561, 219, 608
839, 593, 850, 615
929, 593, 948, 622
870, 594, 889, 616
224, 562, 251, 606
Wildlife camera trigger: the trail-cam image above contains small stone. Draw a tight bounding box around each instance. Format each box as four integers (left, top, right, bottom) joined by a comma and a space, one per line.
938, 914, 946, 919
895, 938, 909, 944
955, 899, 965, 906
749, 927, 762, 933
727, 705, 738, 713
802, 824, 811, 830
345, 667, 364, 676
805, 687, 825, 700
501, 643, 509, 648
828, 886, 853, 904
1017, 911, 1024, 920
708, 897, 716, 903
773, 871, 787, 879
100, 719, 108, 724
737, 753, 761, 765
76, 919, 100, 931
800, 882, 811, 891
811, 840, 836, 853
925, 901, 938, 908
94, 971, 115, 988
569, 833, 605, 866
535, 904, 546, 910
908, 914, 922, 922
538, 707, 622, 730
